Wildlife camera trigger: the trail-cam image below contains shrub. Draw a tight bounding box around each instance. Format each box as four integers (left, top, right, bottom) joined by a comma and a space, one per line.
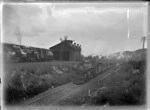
93, 60, 146, 106
4, 63, 85, 105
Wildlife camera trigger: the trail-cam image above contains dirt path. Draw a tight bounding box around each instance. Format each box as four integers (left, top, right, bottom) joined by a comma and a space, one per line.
23, 65, 117, 105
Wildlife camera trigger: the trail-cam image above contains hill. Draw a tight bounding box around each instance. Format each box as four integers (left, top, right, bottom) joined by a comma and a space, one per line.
106, 48, 147, 62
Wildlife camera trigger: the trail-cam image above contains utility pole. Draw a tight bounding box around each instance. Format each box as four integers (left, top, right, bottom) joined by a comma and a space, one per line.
141, 36, 146, 49
141, 36, 146, 60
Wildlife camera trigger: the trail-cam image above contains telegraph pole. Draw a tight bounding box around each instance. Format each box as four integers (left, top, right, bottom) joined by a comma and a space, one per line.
141, 36, 146, 49
141, 36, 146, 60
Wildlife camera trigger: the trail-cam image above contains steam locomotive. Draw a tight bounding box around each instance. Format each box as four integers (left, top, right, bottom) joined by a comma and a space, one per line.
3, 43, 53, 63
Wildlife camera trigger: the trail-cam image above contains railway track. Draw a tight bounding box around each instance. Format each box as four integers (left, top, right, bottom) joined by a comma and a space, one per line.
22, 82, 78, 105
22, 64, 117, 105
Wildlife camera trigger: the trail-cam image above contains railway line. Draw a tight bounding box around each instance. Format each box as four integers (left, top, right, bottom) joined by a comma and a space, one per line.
22, 64, 118, 106
22, 82, 78, 105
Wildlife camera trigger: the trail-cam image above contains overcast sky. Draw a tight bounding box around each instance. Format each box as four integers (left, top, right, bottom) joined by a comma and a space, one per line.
2, 2, 148, 56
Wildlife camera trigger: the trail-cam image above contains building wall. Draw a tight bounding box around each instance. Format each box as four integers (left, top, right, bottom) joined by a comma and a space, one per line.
50, 43, 81, 61
71, 51, 81, 61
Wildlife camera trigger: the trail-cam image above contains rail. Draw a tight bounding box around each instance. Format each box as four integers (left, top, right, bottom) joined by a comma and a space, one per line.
21, 62, 116, 105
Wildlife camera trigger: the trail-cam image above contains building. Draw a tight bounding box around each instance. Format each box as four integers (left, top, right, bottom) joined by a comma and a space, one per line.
49, 38, 81, 61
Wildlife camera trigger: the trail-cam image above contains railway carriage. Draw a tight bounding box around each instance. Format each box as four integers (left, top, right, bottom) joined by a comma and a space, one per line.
3, 43, 53, 63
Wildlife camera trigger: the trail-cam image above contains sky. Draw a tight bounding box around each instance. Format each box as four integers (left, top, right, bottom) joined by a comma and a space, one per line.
2, 2, 148, 56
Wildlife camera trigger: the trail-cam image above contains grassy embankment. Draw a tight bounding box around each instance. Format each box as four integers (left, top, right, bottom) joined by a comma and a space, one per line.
4, 61, 94, 105
59, 60, 146, 106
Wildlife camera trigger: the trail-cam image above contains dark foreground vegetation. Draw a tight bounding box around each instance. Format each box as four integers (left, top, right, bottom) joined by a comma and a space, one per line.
92, 60, 146, 106
59, 59, 146, 106
4, 57, 146, 106
4, 61, 96, 105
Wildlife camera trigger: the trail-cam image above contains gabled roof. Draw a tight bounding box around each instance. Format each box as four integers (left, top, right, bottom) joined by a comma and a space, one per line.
50, 40, 81, 51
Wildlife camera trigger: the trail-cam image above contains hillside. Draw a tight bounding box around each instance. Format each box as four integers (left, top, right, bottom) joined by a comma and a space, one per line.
58, 59, 146, 106
4, 61, 98, 105
106, 48, 147, 62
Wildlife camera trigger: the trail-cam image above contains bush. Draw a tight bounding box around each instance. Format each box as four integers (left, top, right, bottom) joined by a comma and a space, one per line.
4, 63, 87, 105
93, 60, 146, 106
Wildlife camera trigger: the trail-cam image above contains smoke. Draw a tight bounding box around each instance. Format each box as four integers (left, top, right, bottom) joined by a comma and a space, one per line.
15, 26, 22, 45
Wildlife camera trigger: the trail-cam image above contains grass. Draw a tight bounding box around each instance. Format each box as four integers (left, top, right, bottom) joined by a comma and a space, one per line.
4, 59, 145, 106
4, 61, 94, 105
58, 59, 146, 106
88, 59, 146, 106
